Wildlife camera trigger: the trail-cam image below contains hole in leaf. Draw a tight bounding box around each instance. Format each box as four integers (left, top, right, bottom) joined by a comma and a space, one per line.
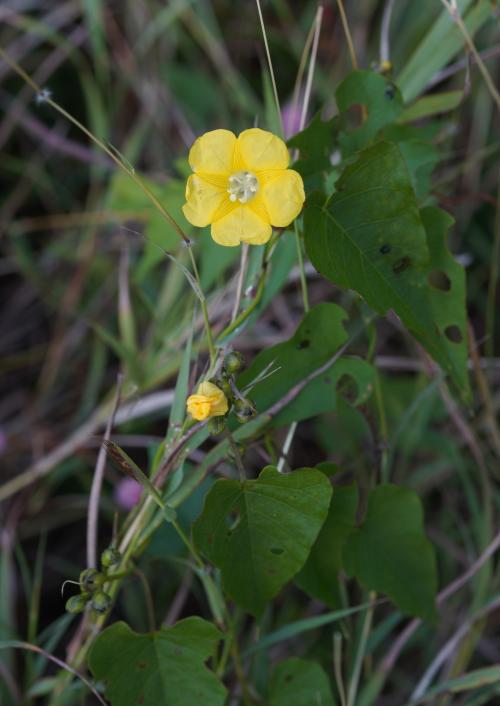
392, 256, 412, 274
385, 85, 396, 100
428, 270, 451, 292
225, 511, 241, 534
297, 339, 310, 350
380, 244, 391, 255
270, 547, 284, 555
444, 325, 463, 344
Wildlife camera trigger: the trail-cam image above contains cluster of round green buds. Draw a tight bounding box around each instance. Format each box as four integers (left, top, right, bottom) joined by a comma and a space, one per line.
65, 546, 122, 616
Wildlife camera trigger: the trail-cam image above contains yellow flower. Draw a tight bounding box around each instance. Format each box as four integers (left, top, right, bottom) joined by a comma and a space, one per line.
182, 128, 305, 246
186, 381, 229, 421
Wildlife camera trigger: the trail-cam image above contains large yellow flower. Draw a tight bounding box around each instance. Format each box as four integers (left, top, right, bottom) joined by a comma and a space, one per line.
186, 381, 229, 421
182, 128, 305, 246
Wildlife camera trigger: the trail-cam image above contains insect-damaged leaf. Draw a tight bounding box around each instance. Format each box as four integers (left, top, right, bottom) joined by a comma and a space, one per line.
193, 467, 332, 615
304, 141, 469, 400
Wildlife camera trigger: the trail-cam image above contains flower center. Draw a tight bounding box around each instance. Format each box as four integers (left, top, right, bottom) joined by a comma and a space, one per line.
227, 171, 259, 204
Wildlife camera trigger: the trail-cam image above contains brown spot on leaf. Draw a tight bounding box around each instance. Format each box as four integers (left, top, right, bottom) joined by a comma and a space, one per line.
392, 256, 411, 274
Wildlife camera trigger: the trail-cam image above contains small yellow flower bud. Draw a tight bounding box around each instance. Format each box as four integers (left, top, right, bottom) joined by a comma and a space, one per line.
186, 381, 229, 421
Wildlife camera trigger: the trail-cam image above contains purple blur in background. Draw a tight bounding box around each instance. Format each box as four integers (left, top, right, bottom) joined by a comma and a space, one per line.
114, 478, 142, 510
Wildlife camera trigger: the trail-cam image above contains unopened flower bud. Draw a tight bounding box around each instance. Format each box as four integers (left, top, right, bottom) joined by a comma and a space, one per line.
234, 397, 256, 423
223, 351, 245, 375
101, 547, 121, 569
65, 593, 89, 614
79, 568, 105, 593
207, 416, 227, 436
91, 590, 112, 614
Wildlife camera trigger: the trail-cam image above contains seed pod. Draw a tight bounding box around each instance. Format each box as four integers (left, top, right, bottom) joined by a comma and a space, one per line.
91, 590, 112, 614
223, 351, 245, 375
79, 568, 105, 593
101, 547, 121, 569
65, 593, 89, 614
234, 397, 256, 424
207, 415, 227, 436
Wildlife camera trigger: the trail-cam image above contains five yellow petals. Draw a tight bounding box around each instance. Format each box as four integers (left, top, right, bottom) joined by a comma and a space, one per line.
182, 128, 305, 246
186, 381, 229, 421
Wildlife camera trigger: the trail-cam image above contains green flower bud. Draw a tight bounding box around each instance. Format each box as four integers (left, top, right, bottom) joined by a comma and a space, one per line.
79, 568, 105, 593
207, 415, 227, 436
65, 593, 89, 614
91, 590, 112, 614
101, 547, 121, 569
209, 376, 232, 400
234, 397, 256, 424
223, 351, 245, 375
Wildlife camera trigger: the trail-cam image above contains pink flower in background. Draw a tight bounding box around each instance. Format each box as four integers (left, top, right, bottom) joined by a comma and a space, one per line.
114, 478, 142, 510
282, 100, 303, 139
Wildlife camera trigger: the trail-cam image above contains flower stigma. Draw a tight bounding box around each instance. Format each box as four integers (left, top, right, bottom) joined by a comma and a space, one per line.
227, 170, 259, 204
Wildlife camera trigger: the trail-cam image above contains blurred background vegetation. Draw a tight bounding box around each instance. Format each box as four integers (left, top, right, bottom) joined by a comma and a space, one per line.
1, 0, 500, 704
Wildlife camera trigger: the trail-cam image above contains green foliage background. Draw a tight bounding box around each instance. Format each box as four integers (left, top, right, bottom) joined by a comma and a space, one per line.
1, 1, 500, 705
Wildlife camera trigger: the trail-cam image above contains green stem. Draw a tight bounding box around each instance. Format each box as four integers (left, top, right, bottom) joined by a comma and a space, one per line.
217, 234, 278, 342
347, 593, 376, 706
187, 246, 216, 367
294, 222, 309, 313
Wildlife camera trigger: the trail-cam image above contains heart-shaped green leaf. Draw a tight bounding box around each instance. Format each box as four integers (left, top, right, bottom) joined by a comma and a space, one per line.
193, 467, 332, 615
296, 483, 358, 608
343, 484, 437, 621
88, 618, 226, 706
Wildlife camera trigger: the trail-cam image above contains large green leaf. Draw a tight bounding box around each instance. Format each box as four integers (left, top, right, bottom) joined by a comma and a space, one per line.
343, 484, 437, 621
296, 484, 358, 608
88, 617, 226, 706
238, 303, 374, 426
268, 658, 336, 706
304, 142, 469, 399
192, 467, 332, 615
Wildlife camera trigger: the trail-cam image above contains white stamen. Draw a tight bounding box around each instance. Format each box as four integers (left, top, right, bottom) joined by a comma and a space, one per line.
227, 170, 259, 204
